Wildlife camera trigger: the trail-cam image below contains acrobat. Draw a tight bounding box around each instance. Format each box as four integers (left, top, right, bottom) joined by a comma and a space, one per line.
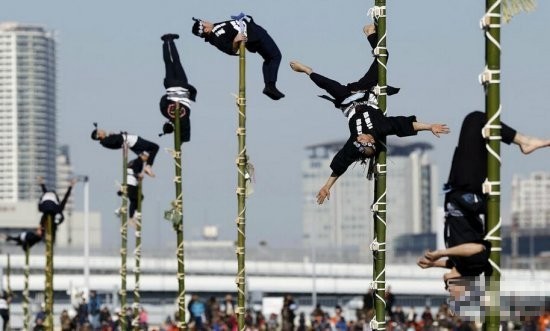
91, 124, 159, 177
290, 24, 449, 204
158, 33, 196, 144
192, 14, 285, 100
417, 111, 550, 286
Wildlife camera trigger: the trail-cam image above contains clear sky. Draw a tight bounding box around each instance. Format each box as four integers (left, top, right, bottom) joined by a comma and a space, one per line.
2, 1, 549, 251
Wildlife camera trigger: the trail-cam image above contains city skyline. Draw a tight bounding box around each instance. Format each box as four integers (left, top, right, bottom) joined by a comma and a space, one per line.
1, 1, 549, 250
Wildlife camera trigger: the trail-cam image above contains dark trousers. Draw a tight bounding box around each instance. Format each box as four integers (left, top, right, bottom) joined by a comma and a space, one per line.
127, 185, 144, 219
309, 34, 379, 107
163, 39, 188, 89
0, 309, 8, 331
447, 111, 517, 192
247, 23, 282, 84
131, 137, 159, 166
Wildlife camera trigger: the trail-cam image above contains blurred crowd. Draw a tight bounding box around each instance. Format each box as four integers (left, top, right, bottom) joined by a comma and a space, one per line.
2, 289, 549, 331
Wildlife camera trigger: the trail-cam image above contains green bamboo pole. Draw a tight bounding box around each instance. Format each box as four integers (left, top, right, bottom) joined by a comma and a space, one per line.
23, 247, 30, 330
371, 2, 388, 330
6, 254, 11, 330
120, 139, 129, 331
235, 38, 248, 331
133, 181, 143, 331
167, 103, 187, 330
482, 0, 502, 329
44, 214, 54, 331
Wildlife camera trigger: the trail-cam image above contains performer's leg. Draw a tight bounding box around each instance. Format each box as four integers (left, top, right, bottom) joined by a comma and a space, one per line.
168, 39, 188, 86
253, 27, 282, 85
127, 185, 138, 220
163, 39, 177, 89
133, 138, 159, 166
251, 26, 284, 100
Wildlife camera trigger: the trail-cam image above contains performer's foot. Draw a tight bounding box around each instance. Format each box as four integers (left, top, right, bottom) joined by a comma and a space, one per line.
289, 61, 313, 75
363, 24, 376, 36
518, 135, 550, 155
161, 34, 180, 41
144, 165, 156, 178
263, 83, 285, 100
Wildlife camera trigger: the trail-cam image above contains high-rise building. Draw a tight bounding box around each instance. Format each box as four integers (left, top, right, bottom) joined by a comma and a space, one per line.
0, 22, 57, 202
511, 171, 550, 229
302, 140, 439, 257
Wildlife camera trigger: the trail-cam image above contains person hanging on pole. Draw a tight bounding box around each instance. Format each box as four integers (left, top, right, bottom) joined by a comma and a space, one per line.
290, 24, 450, 204
6, 228, 43, 251
38, 176, 76, 243
158, 33, 197, 144
417, 111, 550, 285
191, 13, 285, 100
91, 124, 159, 177
116, 152, 148, 225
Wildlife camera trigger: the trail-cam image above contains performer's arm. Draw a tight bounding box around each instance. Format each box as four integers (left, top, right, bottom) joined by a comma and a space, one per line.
232, 33, 246, 53
317, 174, 339, 205
37, 176, 47, 193
59, 178, 77, 211
412, 121, 450, 137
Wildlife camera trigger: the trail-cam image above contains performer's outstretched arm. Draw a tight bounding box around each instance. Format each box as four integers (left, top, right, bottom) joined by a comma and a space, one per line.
317, 175, 339, 205
412, 122, 450, 137
59, 179, 77, 212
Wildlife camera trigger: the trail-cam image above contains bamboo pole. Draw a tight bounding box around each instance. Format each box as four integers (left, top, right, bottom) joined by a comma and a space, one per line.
168, 103, 187, 330
120, 138, 129, 331
482, 0, 502, 329
44, 214, 54, 330
23, 246, 30, 330
235, 37, 248, 331
6, 254, 11, 330
371, 2, 388, 330
133, 181, 143, 331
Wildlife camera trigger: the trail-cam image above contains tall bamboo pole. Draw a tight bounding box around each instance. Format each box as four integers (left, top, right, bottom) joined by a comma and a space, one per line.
120, 138, 129, 331
482, 0, 502, 329
6, 254, 11, 330
370, 2, 388, 330
132, 181, 143, 331
44, 214, 54, 330
235, 37, 248, 331
168, 103, 187, 330
23, 247, 30, 330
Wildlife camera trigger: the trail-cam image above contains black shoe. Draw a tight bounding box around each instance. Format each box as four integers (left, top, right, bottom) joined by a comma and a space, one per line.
263, 84, 285, 100
161, 34, 180, 41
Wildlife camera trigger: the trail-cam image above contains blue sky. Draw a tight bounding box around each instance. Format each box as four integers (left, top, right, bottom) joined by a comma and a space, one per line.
2, 0, 549, 251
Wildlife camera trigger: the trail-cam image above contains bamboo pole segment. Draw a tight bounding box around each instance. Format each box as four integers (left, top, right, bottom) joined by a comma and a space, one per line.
23, 247, 30, 330
480, 0, 502, 329
162, 102, 187, 330
6, 254, 11, 330
132, 181, 143, 331
120, 137, 129, 331
44, 214, 54, 331
235, 37, 248, 331
369, 2, 388, 330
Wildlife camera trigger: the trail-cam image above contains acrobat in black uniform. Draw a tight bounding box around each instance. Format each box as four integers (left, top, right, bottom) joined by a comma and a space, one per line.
290, 25, 449, 204
91, 126, 159, 176
38, 179, 74, 243
158, 33, 197, 144
192, 14, 284, 100
123, 154, 146, 220
442, 111, 519, 277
